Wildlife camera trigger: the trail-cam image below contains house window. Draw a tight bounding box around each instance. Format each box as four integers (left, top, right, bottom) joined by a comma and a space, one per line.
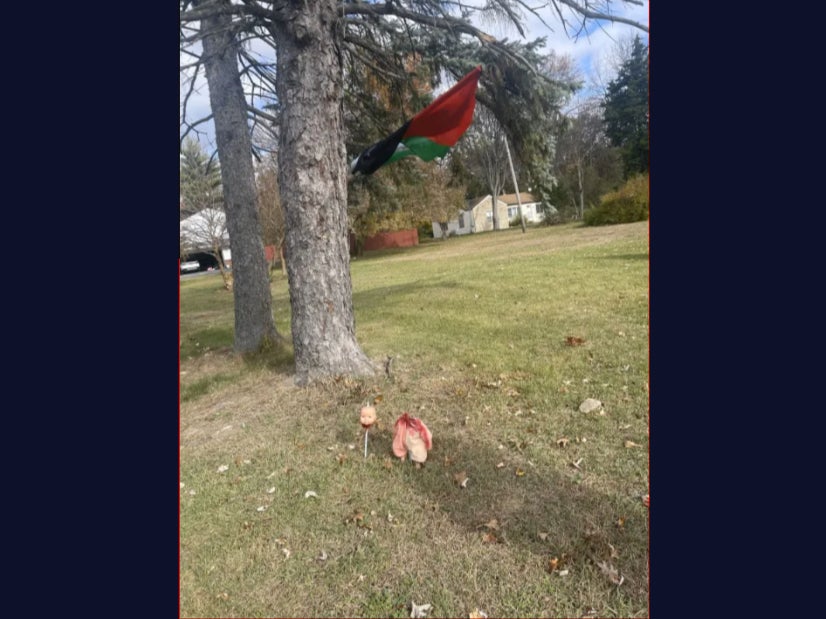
459, 214, 465, 228
486, 211, 492, 221
508, 206, 517, 219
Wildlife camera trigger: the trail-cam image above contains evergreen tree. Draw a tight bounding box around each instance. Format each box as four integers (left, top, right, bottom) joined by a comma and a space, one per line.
603, 35, 649, 177
179, 137, 222, 220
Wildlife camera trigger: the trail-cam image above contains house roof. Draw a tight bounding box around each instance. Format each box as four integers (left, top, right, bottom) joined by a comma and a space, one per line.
499, 192, 538, 205
464, 195, 507, 211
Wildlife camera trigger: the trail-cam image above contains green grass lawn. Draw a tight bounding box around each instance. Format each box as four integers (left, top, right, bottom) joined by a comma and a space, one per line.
180, 221, 649, 618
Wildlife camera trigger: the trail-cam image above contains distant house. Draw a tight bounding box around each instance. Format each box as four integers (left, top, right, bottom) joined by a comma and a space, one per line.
431, 195, 509, 239
499, 192, 557, 224
180, 207, 232, 269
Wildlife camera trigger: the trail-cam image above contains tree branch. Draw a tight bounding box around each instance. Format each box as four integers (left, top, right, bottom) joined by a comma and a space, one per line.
553, 0, 649, 33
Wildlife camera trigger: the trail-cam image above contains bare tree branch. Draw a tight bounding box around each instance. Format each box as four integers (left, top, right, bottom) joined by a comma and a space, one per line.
552, 0, 649, 33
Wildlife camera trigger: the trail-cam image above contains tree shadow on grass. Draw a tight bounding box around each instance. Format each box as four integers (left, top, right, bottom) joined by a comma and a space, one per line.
590, 253, 649, 261
401, 430, 649, 604
352, 280, 463, 309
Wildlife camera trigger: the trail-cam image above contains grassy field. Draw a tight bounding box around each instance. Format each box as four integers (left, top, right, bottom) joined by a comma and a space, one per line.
179, 221, 649, 618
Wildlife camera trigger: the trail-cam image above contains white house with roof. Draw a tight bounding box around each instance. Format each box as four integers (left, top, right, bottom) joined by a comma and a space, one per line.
431, 192, 556, 238
499, 192, 556, 224
180, 207, 232, 269
431, 195, 508, 239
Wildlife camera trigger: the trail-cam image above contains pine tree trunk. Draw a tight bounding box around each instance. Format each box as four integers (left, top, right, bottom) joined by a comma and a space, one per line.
274, 0, 375, 384
199, 3, 278, 351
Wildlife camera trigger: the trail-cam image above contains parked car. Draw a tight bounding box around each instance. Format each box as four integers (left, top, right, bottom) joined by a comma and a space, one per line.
181, 261, 200, 273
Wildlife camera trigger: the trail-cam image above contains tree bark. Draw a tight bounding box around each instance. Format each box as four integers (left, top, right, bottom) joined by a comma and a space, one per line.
274, 0, 375, 384
199, 1, 279, 351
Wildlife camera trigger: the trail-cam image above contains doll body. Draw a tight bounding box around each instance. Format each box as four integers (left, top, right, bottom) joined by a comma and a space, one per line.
392, 413, 432, 464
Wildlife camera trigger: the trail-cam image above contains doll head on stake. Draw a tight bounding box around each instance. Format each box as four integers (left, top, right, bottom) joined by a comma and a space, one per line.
360, 405, 377, 429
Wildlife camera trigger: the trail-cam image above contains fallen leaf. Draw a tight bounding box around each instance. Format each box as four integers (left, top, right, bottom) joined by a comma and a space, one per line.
443, 455, 455, 467
565, 336, 586, 346
642, 494, 650, 507
188, 489, 196, 495
216, 592, 228, 600
282, 548, 291, 559
556, 437, 570, 448
548, 557, 559, 573
217, 465, 229, 473
515, 468, 526, 477
624, 440, 640, 448
337, 453, 348, 464
373, 394, 384, 404
317, 550, 328, 562
482, 519, 500, 530
495, 462, 505, 469
274, 537, 287, 546
608, 543, 619, 559
256, 506, 267, 512
304, 490, 319, 499
387, 513, 394, 523
382, 458, 394, 470
571, 458, 583, 470
596, 561, 624, 586
538, 532, 549, 542
616, 517, 625, 529
410, 601, 433, 618
469, 610, 488, 618
454, 471, 469, 488
347, 444, 356, 450
180, 482, 185, 489
481, 532, 498, 544
267, 487, 275, 494
558, 569, 569, 577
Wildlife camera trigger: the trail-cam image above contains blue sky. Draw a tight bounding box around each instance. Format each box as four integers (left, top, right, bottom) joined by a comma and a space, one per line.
180, 2, 649, 154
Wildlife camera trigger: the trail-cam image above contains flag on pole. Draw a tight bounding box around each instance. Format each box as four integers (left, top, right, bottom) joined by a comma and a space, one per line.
350, 66, 482, 176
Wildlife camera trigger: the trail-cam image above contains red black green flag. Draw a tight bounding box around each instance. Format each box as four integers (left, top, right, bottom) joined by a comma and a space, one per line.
350, 66, 482, 176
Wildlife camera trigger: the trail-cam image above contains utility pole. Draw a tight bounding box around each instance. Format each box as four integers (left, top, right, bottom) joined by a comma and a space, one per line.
503, 136, 526, 233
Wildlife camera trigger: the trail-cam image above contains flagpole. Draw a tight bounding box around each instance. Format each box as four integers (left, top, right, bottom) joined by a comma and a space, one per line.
503, 136, 526, 234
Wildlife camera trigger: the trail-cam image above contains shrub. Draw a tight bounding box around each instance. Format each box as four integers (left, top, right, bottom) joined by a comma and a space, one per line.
584, 174, 649, 226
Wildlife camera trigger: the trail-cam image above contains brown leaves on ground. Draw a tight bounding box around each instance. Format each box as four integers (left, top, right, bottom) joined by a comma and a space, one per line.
477, 518, 502, 543
565, 336, 586, 346
344, 510, 372, 530
556, 437, 570, 447
454, 471, 469, 488
623, 440, 640, 448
